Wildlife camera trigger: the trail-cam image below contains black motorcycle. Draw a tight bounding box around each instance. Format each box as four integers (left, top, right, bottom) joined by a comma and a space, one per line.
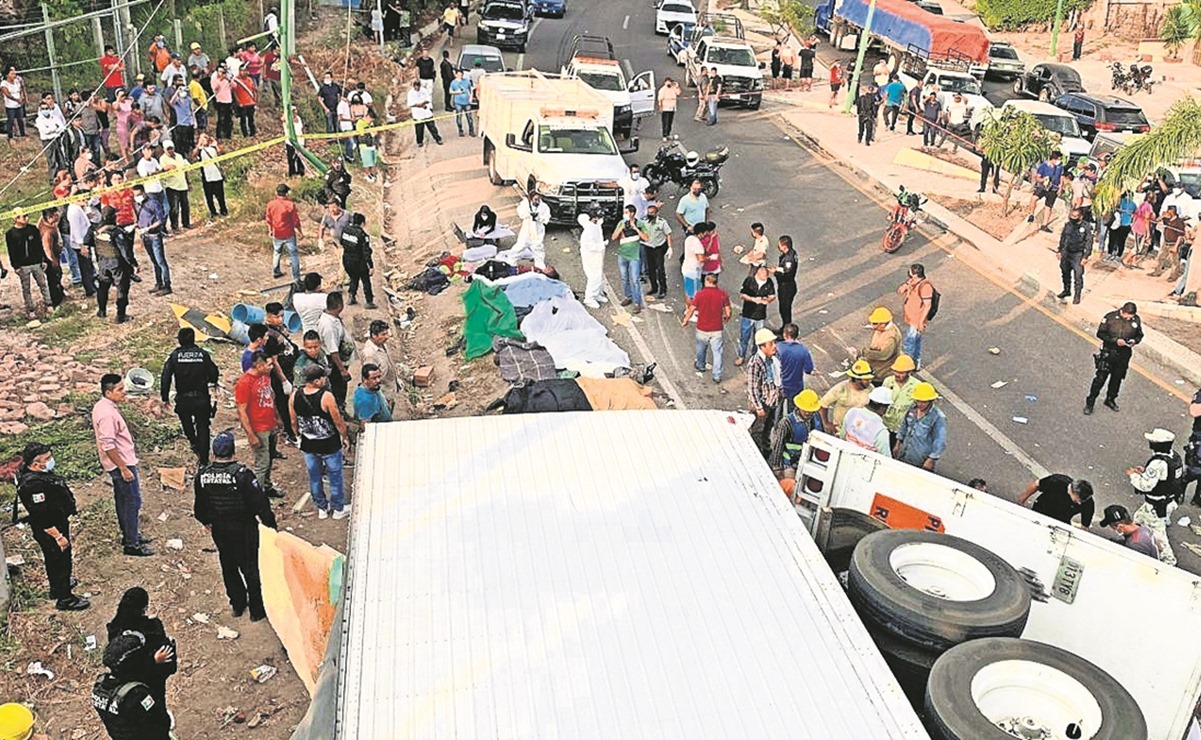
643, 138, 727, 198
1129, 63, 1155, 94
1109, 61, 1129, 92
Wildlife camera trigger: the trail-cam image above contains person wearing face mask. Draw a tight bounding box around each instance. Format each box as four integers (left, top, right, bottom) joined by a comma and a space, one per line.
317, 72, 342, 133
34, 95, 68, 179
1057, 207, 1093, 305
578, 207, 608, 308
16, 442, 90, 611
210, 67, 234, 140
512, 191, 550, 269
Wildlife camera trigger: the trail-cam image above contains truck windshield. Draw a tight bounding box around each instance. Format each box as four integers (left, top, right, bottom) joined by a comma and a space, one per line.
483, 4, 524, 20
538, 126, 618, 155
1034, 114, 1082, 137
707, 46, 756, 67
939, 76, 982, 95
577, 71, 625, 91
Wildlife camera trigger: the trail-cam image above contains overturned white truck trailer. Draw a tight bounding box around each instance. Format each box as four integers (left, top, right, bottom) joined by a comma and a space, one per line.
293, 413, 1201, 739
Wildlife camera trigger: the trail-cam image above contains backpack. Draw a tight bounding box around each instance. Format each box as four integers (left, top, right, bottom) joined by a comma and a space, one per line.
923, 279, 941, 322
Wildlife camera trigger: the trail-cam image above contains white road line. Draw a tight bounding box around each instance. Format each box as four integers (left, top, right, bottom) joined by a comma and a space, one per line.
602, 281, 688, 410
622, 58, 634, 79
516, 53, 525, 70
623, 14, 630, 29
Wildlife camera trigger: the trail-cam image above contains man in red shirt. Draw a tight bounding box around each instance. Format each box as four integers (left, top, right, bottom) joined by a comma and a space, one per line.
261, 49, 282, 104
101, 172, 138, 280
235, 351, 283, 497
232, 67, 258, 137
264, 183, 303, 280
680, 272, 732, 383
100, 46, 125, 102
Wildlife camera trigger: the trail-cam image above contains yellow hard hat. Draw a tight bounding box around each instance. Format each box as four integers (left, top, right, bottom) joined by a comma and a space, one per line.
0, 703, 34, 739
891, 354, 916, 373
848, 360, 873, 379
793, 389, 821, 412
754, 328, 777, 346
912, 382, 939, 401
868, 307, 893, 324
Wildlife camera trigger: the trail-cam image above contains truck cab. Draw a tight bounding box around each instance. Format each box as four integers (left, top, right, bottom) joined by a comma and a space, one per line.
680, 15, 764, 110
902, 68, 994, 133
476, 0, 531, 52
559, 35, 654, 139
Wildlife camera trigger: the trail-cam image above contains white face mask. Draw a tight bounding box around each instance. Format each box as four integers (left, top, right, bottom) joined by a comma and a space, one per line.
324, 78, 333, 84
631, 173, 639, 180
43, 457, 56, 472
134, 195, 145, 204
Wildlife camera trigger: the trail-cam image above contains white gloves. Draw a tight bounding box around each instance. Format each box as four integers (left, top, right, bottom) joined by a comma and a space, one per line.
282, 381, 294, 396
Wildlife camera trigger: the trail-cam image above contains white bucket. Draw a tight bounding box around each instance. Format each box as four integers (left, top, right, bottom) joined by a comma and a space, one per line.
124, 367, 154, 395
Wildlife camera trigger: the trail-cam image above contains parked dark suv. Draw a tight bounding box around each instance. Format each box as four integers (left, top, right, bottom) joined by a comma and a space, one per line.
1053, 93, 1151, 140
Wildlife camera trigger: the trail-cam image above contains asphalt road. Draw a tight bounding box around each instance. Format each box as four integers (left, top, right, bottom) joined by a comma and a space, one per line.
496, 0, 1201, 571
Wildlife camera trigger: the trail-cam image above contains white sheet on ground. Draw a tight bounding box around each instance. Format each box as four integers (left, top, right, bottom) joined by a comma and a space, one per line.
520, 295, 629, 377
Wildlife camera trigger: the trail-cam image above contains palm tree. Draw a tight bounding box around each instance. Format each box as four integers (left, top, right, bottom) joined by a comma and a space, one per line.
1094, 98, 1201, 212
1160, 5, 1193, 59
977, 108, 1058, 213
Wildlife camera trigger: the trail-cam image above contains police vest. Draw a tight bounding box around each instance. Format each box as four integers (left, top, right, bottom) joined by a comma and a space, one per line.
1146, 452, 1185, 512
92, 677, 152, 740
844, 408, 886, 452
196, 462, 251, 518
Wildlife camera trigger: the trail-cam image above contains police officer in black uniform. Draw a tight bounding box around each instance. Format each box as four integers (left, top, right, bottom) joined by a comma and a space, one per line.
339, 211, 375, 309
194, 432, 278, 621
1084, 301, 1143, 415
94, 207, 133, 323
15, 442, 89, 611
1188, 387, 1201, 505
161, 327, 219, 464
92, 631, 172, 740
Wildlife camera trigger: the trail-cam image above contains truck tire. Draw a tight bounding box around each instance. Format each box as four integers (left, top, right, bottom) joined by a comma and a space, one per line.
487, 148, 508, 186
847, 530, 1031, 652
925, 638, 1147, 740
822, 508, 887, 573
866, 624, 941, 704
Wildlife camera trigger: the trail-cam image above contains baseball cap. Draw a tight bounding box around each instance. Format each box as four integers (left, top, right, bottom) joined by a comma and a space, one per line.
162, 140, 175, 149
211, 431, 235, 458
190, 42, 201, 50
1099, 504, 1132, 528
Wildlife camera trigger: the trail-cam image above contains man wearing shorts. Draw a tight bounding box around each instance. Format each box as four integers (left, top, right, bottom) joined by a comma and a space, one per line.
779, 42, 797, 91
1026, 152, 1064, 233
441, 3, 461, 41
828, 61, 844, 108
798, 37, 816, 91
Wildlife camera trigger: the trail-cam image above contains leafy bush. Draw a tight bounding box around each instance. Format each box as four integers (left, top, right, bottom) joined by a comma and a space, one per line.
975, 0, 1092, 30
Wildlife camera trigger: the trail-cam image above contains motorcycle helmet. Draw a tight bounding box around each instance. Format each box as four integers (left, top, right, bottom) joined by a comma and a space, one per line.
685, 150, 700, 167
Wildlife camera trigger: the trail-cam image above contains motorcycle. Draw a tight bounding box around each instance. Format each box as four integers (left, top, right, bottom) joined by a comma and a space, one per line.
1109, 61, 1129, 92
882, 186, 927, 254
1129, 63, 1155, 94
642, 137, 727, 198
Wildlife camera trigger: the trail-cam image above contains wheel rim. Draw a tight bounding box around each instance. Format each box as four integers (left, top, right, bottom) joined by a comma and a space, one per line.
971, 659, 1103, 739
888, 542, 997, 601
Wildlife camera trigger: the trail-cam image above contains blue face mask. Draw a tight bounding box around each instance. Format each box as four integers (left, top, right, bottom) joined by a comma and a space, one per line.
44, 457, 56, 472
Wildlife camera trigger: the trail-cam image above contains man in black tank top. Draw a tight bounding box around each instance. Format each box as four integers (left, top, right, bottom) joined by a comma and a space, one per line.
290, 364, 350, 519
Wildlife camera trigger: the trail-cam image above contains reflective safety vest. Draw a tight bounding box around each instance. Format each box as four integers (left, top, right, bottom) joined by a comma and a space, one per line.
780, 412, 821, 468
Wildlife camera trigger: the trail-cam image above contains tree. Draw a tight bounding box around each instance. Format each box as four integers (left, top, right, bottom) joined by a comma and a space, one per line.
759, 0, 816, 40
1094, 98, 1201, 213
976, 108, 1058, 214
1160, 5, 1193, 59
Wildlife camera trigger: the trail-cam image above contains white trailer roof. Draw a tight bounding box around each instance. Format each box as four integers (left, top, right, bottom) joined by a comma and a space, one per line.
337, 410, 927, 738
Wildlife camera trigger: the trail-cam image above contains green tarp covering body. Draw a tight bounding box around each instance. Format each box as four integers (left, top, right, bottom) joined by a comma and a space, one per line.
462, 280, 524, 359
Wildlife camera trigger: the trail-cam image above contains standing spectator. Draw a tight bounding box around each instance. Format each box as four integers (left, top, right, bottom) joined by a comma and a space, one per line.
674, 179, 710, 236
137, 82, 165, 123
1, 67, 27, 141
1151, 204, 1187, 278
746, 328, 782, 456
1127, 428, 1185, 566
353, 364, 392, 423
317, 200, 351, 250
354, 110, 379, 182
236, 351, 283, 498
1107, 190, 1136, 263
903, 83, 922, 137
135, 141, 167, 213
612, 204, 649, 313
262, 46, 282, 104
34, 94, 67, 178
133, 183, 171, 295
857, 307, 904, 381
240, 42, 263, 86
65, 186, 97, 297
641, 203, 672, 300
920, 90, 942, 149
1072, 25, 1085, 60
160, 54, 187, 88
160, 327, 219, 465
285, 108, 307, 177
893, 382, 947, 469
415, 47, 437, 94
681, 272, 731, 383
706, 66, 722, 126
317, 292, 353, 410
16, 443, 89, 611
680, 220, 707, 300
440, 49, 456, 111
211, 67, 234, 140
293, 272, 328, 333
194, 133, 228, 219
265, 183, 303, 280
263, 303, 299, 446
407, 79, 443, 147
317, 72, 341, 133
1057, 207, 1093, 305
774, 234, 798, 325
187, 42, 212, 78
38, 209, 65, 307
618, 164, 650, 219
881, 75, 906, 131
770, 40, 782, 90
896, 263, 935, 369
450, 69, 474, 136
776, 323, 814, 402
129, 73, 146, 102
1026, 151, 1064, 231
819, 360, 874, 436
335, 90, 356, 162
1084, 301, 1142, 415
99, 46, 125, 101
263, 5, 281, 48
113, 89, 134, 160
1017, 474, 1095, 526
855, 83, 879, 146
798, 36, 817, 91
92, 374, 152, 556
339, 212, 376, 308
292, 364, 351, 519
657, 77, 679, 139
693, 67, 709, 122
6, 211, 51, 319
159, 140, 191, 233
778, 41, 796, 91
359, 320, 400, 408
233, 68, 258, 137
167, 79, 195, 154
147, 34, 172, 73
735, 265, 775, 365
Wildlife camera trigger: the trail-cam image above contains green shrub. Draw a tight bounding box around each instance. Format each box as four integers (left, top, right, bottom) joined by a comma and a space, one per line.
976, 0, 1092, 30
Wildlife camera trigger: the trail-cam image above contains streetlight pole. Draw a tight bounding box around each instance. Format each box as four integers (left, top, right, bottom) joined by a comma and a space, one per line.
1049, 0, 1066, 57
842, 0, 878, 114
280, 0, 326, 172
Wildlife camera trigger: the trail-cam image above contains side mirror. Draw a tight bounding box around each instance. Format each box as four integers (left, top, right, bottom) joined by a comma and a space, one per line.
758, 61, 766, 69
505, 133, 517, 147
620, 137, 640, 154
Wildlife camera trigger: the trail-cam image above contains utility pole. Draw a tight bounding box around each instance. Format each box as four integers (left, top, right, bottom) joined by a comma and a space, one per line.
1049, 0, 1066, 57
42, 4, 62, 103
842, 0, 877, 114
281, 0, 325, 171
93, 16, 105, 57
111, 0, 125, 61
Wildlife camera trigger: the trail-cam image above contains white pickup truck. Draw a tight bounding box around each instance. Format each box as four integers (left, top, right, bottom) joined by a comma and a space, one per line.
559, 34, 654, 139
794, 432, 1201, 740
681, 32, 764, 110
478, 70, 635, 224
900, 67, 994, 134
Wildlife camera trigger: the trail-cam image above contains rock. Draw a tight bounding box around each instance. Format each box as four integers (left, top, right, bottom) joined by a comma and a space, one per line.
0, 422, 29, 436
56, 403, 74, 417
36, 383, 61, 393
24, 402, 54, 421
21, 395, 41, 404
0, 409, 24, 421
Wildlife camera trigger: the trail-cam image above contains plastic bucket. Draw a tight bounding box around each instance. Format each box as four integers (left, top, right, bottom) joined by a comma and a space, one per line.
232, 303, 302, 333
0, 703, 33, 740
228, 319, 251, 346
124, 367, 154, 395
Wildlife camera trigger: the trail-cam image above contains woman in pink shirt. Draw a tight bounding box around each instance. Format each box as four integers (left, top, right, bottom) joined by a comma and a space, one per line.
239, 43, 263, 86
113, 89, 134, 160
210, 67, 234, 140
1126, 193, 1156, 267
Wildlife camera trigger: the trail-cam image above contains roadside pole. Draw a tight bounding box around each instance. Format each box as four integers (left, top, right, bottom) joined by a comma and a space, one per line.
1049, 0, 1065, 57
841, 0, 876, 114
42, 4, 63, 104
281, 0, 327, 172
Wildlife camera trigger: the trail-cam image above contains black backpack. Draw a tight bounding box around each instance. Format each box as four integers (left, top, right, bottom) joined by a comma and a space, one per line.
923, 280, 941, 321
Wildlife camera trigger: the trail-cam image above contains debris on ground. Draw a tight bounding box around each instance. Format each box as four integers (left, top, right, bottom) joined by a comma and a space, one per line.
26, 662, 54, 680
167, 538, 185, 550
192, 612, 211, 624
158, 467, 188, 490
988, 347, 1001, 355
217, 625, 240, 640
250, 665, 278, 683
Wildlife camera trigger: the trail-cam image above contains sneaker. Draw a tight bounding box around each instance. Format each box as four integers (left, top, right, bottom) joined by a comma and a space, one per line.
55, 595, 91, 611
333, 505, 351, 520
597, 294, 609, 303
317, 508, 329, 520
365, 302, 377, 309
159, 287, 173, 296
436, 139, 444, 146
583, 299, 601, 309
123, 544, 154, 557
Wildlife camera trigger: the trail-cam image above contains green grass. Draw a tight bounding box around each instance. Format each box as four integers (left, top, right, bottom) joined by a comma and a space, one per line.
32, 302, 92, 347
113, 327, 178, 378
0, 416, 100, 483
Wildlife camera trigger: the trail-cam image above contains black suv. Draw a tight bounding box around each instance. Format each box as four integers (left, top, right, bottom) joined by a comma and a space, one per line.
1053, 93, 1150, 140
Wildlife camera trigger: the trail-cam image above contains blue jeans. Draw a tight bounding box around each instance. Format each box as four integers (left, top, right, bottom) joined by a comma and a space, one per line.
324, 110, 337, 133
109, 465, 142, 547
707, 96, 718, 125
454, 103, 475, 135
618, 254, 643, 306
683, 275, 700, 299
303, 449, 345, 511
141, 233, 171, 289
695, 329, 724, 381
903, 324, 924, 368
738, 316, 764, 360
272, 236, 301, 280
61, 238, 82, 283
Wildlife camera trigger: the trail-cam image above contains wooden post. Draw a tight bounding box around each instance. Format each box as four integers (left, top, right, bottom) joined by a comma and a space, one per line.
93, 16, 105, 57
218, 7, 227, 54
173, 18, 182, 51
42, 4, 63, 103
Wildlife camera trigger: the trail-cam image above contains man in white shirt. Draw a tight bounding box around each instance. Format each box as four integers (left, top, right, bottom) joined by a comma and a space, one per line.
406, 79, 443, 147
65, 194, 98, 296
292, 272, 328, 333
618, 164, 651, 219
34, 94, 68, 178
940, 92, 970, 152
135, 144, 168, 216
513, 192, 550, 269
578, 208, 608, 308
336, 92, 356, 161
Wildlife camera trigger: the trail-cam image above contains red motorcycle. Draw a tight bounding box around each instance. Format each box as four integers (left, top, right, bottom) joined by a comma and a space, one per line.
882, 187, 927, 253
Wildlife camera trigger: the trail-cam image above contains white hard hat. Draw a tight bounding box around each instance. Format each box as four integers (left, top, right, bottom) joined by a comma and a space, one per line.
868, 386, 893, 405
685, 150, 700, 166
